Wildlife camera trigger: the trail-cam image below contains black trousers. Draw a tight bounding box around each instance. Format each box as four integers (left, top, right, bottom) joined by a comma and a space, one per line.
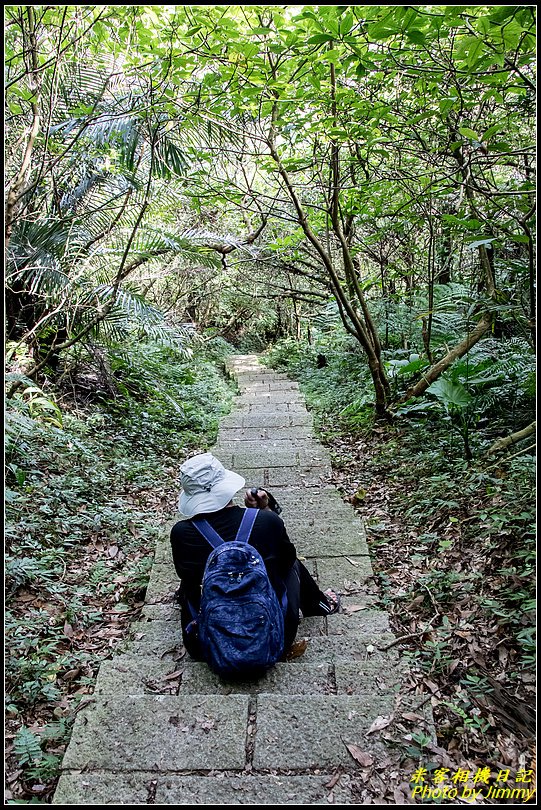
180, 560, 330, 660
282, 560, 331, 648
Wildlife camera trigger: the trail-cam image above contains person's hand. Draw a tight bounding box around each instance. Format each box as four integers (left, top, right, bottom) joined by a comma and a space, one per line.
244, 488, 270, 510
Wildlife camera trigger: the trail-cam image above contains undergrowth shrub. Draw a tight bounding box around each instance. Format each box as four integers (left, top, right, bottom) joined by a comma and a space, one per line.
265, 318, 535, 749
5, 337, 236, 795
264, 331, 375, 431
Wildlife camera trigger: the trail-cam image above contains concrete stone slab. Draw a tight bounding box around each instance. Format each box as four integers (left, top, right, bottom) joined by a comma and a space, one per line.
237, 391, 305, 405
241, 403, 309, 415
126, 620, 183, 656
243, 381, 300, 391
327, 607, 390, 636
298, 616, 327, 636
235, 466, 331, 489
53, 770, 157, 804
286, 527, 369, 559
156, 773, 362, 804
334, 661, 406, 696
267, 485, 349, 512
178, 661, 334, 696
221, 413, 312, 429
96, 654, 339, 699
240, 402, 291, 413
218, 426, 319, 443
254, 695, 397, 769
62, 695, 249, 771
235, 373, 290, 382
286, 633, 399, 665
269, 428, 317, 441
144, 564, 177, 605
314, 556, 373, 586
215, 439, 323, 454
94, 654, 184, 695
52, 768, 368, 805
152, 538, 174, 566
141, 602, 180, 621
217, 447, 330, 470
218, 426, 268, 441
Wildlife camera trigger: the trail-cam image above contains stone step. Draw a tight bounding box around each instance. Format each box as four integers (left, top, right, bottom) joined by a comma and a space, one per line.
120, 621, 397, 663
236, 393, 305, 406
148, 553, 373, 601
215, 447, 331, 470
235, 465, 332, 488
219, 425, 314, 441
140, 591, 380, 622
60, 694, 250, 772
220, 412, 313, 429
214, 438, 324, 454
94, 655, 403, 698
237, 402, 308, 414
241, 381, 300, 391
54, 771, 365, 805
57, 690, 424, 776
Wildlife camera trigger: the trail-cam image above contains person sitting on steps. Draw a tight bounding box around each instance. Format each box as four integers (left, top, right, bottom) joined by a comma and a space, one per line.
170, 452, 340, 661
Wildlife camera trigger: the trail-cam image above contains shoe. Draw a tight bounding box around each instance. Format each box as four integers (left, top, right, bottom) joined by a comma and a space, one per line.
321, 588, 341, 615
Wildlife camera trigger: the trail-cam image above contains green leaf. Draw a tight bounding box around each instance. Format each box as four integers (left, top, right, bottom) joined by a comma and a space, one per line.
482, 124, 501, 141
439, 98, 456, 115
339, 12, 354, 36
406, 29, 426, 45
458, 126, 479, 140
367, 24, 397, 40
307, 34, 334, 44
467, 238, 496, 250
428, 378, 472, 409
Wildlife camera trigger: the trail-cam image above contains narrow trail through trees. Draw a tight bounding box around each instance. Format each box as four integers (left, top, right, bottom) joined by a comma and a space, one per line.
53, 355, 433, 805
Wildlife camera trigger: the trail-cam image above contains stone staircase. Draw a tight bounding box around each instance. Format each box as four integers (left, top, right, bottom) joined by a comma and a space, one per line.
53, 355, 431, 805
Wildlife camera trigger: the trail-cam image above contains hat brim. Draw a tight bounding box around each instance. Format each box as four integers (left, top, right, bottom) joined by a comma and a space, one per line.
178, 469, 245, 518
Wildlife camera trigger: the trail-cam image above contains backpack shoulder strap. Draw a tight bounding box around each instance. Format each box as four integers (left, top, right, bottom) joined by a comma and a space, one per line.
191, 518, 224, 550
235, 507, 259, 545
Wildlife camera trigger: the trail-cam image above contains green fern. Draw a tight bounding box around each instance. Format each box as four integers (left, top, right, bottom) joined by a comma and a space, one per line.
13, 726, 43, 765
5, 557, 41, 593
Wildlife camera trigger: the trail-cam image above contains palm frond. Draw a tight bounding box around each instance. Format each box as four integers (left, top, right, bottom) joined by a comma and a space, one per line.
154, 135, 189, 179
76, 285, 193, 356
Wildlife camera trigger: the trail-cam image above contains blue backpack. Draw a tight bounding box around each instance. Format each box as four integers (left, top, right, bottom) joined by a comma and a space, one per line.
191, 508, 285, 679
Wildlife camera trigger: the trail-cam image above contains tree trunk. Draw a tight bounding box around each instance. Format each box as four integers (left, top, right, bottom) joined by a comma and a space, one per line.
485, 421, 536, 456
5, 7, 41, 256
403, 314, 492, 400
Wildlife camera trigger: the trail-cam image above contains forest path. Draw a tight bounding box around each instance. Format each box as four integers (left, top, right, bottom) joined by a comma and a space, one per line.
53, 355, 432, 805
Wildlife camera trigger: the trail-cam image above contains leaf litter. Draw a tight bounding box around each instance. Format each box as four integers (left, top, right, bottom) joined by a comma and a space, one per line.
318, 418, 535, 802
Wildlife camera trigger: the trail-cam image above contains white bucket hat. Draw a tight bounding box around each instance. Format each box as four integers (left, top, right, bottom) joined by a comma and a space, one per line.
178, 453, 245, 518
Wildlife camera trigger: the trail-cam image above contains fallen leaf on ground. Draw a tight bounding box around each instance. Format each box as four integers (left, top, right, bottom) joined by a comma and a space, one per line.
286, 638, 309, 659
345, 743, 374, 767
367, 716, 392, 734
324, 770, 342, 789
164, 670, 183, 680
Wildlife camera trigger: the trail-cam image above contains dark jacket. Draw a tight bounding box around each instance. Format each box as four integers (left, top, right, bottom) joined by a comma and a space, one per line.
170, 505, 297, 657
